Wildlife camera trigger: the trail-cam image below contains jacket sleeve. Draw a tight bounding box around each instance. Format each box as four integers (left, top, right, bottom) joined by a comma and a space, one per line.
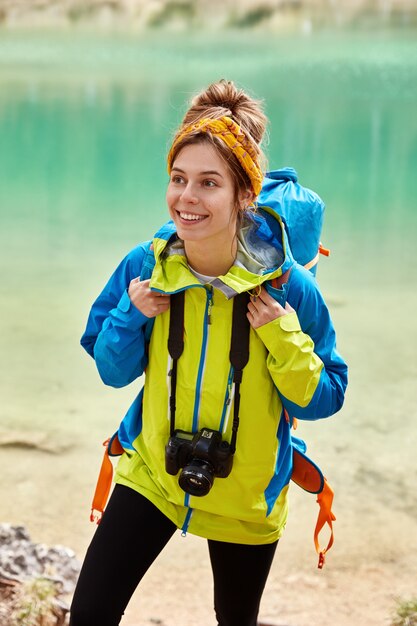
80, 242, 152, 388
255, 264, 348, 420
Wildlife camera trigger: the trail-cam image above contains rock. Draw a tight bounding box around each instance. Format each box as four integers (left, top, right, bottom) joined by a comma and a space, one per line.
0, 523, 80, 594
0, 575, 70, 626
0, 524, 30, 544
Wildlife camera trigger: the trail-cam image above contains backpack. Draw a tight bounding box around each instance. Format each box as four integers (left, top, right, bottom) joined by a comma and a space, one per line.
90, 168, 335, 569
258, 167, 330, 274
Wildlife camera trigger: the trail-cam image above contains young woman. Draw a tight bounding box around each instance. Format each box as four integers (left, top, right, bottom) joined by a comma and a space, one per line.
70, 79, 348, 626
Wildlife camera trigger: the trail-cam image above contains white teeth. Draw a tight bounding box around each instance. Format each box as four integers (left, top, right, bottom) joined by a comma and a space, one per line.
179, 212, 206, 221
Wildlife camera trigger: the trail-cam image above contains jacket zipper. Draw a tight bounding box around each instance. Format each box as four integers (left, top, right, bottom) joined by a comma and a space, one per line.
191, 286, 213, 432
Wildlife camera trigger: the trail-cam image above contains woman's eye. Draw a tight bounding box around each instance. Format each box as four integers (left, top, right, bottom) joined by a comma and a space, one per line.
203, 180, 216, 188
172, 175, 184, 184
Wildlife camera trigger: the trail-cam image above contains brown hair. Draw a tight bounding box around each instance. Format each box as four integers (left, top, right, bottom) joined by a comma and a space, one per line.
169, 79, 268, 209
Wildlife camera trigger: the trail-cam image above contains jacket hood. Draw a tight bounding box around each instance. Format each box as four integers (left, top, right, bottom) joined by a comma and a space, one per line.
149, 207, 294, 297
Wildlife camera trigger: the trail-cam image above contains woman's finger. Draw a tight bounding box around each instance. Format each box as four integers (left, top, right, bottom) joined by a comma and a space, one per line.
257, 287, 274, 304
133, 277, 150, 285
154, 293, 169, 300
246, 311, 255, 323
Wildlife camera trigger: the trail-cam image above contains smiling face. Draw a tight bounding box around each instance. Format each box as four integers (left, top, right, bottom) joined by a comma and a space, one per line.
166, 141, 245, 251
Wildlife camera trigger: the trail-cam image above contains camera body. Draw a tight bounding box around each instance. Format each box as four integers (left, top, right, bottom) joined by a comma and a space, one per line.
165, 428, 233, 497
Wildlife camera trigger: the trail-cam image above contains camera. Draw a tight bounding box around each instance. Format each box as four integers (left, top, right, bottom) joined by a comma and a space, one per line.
165, 428, 234, 497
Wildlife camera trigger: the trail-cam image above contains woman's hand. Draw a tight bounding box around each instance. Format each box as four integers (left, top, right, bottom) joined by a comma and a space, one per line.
128, 278, 170, 318
247, 286, 295, 329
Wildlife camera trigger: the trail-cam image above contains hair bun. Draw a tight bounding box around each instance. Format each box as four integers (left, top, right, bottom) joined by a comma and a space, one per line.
182, 79, 267, 146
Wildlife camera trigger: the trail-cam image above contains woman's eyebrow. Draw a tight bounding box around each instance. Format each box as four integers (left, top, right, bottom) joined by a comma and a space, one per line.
201, 170, 224, 178
171, 166, 224, 178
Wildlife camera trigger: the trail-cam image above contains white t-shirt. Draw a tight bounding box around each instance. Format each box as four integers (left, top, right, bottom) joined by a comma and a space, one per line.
188, 266, 216, 285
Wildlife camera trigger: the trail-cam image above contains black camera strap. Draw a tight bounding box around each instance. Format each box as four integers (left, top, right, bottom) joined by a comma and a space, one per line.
168, 289, 185, 437
229, 290, 250, 453
168, 288, 250, 450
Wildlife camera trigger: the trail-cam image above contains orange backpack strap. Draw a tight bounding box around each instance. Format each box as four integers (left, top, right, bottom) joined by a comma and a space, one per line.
284, 408, 297, 430
270, 267, 292, 290
291, 447, 324, 494
90, 435, 124, 524
291, 447, 336, 568
314, 479, 336, 569
304, 243, 331, 271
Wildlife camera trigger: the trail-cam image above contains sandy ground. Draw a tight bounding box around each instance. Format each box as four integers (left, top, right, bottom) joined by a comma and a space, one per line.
1, 287, 416, 625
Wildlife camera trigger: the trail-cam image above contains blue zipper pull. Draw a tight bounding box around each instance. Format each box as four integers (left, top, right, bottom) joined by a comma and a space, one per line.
181, 502, 193, 536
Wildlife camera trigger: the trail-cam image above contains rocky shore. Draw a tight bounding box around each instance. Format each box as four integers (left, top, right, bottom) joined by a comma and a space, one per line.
0, 524, 80, 626
0, 0, 416, 31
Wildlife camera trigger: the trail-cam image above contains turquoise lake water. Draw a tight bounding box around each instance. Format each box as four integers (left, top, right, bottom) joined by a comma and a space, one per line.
0, 31, 416, 595
1, 31, 417, 290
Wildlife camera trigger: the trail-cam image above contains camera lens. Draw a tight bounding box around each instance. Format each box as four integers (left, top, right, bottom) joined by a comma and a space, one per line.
178, 459, 214, 497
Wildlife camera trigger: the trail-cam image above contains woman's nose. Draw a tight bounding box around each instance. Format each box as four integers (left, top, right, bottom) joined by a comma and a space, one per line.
180, 183, 198, 204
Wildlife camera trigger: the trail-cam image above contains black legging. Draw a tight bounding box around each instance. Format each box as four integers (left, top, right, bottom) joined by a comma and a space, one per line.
70, 484, 278, 626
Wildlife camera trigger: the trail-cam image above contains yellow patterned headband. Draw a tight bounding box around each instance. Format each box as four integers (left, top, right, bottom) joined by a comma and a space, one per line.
167, 116, 263, 196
